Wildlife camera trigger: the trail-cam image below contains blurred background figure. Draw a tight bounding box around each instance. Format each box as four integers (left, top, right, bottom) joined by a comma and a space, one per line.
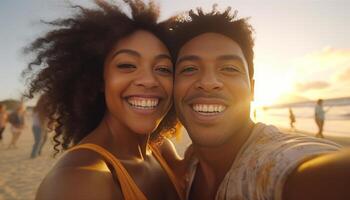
7, 103, 26, 149
30, 96, 48, 158
253, 109, 257, 122
315, 99, 325, 138
0, 104, 8, 146
289, 107, 296, 131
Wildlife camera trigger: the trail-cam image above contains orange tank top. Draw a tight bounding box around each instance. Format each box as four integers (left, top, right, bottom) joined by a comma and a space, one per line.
68, 143, 184, 200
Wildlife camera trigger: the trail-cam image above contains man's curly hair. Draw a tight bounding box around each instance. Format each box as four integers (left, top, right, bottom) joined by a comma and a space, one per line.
22, 0, 178, 155
171, 6, 255, 80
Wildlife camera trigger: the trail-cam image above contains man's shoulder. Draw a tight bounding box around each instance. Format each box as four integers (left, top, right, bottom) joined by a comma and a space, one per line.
246, 122, 341, 152
245, 123, 285, 147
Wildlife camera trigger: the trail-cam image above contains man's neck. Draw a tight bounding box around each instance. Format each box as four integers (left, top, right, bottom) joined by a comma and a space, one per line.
193, 120, 255, 191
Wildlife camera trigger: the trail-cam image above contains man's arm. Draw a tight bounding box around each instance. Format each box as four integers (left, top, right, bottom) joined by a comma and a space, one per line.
283, 148, 350, 200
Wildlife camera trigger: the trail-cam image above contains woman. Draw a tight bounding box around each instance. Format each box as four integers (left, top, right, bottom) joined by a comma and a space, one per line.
8, 103, 25, 149
23, 1, 183, 199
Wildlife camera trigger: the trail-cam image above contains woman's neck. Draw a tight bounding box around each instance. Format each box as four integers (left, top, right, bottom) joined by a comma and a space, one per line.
87, 114, 151, 160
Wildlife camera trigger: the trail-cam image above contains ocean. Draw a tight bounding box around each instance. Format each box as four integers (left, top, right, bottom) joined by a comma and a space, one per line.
256, 97, 350, 138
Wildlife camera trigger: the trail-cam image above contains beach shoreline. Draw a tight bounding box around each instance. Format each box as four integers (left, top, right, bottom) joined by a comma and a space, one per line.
0, 122, 349, 200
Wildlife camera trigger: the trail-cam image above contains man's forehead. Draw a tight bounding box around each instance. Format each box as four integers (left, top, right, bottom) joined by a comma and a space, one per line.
178, 32, 245, 60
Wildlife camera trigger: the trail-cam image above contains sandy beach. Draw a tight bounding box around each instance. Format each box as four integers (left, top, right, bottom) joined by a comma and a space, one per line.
0, 123, 57, 200
0, 121, 349, 200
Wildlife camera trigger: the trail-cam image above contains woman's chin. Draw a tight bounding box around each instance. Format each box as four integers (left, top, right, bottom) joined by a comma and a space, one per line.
131, 125, 158, 136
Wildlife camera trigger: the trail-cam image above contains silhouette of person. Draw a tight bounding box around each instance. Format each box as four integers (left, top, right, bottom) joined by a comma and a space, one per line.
253, 109, 257, 122
315, 99, 325, 138
0, 104, 8, 145
8, 103, 26, 149
289, 107, 296, 131
30, 96, 48, 158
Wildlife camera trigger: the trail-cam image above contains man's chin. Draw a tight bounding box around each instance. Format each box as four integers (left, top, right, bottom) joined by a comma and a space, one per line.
189, 133, 232, 148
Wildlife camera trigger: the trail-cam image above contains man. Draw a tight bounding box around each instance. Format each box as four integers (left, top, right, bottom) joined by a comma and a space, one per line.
172, 8, 350, 200
289, 108, 296, 131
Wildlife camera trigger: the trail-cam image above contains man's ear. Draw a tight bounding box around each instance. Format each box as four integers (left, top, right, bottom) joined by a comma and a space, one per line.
250, 79, 255, 101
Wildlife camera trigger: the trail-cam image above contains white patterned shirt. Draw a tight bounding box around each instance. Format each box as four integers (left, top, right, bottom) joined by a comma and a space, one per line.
185, 123, 342, 200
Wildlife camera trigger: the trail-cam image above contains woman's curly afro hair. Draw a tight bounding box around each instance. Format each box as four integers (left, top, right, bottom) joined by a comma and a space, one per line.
22, 0, 179, 155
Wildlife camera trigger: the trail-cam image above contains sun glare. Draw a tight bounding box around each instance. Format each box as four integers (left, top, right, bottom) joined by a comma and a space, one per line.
252, 69, 294, 107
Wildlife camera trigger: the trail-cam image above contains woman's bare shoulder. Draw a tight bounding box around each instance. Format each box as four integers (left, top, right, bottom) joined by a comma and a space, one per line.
36, 149, 123, 200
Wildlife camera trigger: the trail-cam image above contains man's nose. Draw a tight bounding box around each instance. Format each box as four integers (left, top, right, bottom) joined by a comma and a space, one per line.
195, 70, 223, 92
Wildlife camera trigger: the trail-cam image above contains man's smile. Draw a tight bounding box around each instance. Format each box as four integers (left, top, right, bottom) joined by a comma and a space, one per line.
192, 104, 226, 115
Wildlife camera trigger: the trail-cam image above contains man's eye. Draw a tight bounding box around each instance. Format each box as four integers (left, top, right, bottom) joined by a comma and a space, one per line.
180, 66, 198, 74
156, 66, 173, 74
221, 65, 240, 72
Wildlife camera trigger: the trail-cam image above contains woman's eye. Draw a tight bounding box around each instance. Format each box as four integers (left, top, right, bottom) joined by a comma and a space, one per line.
116, 63, 137, 72
180, 66, 198, 74
156, 66, 173, 74
116, 63, 136, 69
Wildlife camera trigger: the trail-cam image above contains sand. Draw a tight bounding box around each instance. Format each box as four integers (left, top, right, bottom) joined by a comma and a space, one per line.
0, 119, 58, 200
280, 127, 350, 147
0, 121, 349, 200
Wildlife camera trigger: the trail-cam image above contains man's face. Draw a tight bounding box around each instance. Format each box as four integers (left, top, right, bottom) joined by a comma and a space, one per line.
174, 33, 254, 147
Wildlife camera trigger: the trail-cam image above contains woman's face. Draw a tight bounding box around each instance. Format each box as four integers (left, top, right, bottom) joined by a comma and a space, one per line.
103, 30, 173, 135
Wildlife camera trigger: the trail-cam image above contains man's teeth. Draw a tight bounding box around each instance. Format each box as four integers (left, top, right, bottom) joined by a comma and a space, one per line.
192, 104, 226, 113
127, 97, 159, 109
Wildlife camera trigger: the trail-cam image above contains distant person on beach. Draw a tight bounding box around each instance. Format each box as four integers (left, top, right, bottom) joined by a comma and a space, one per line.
171, 7, 350, 200
0, 104, 8, 145
37, 123, 48, 156
23, 1, 183, 200
289, 107, 296, 130
7, 103, 26, 149
30, 96, 48, 158
315, 99, 325, 138
253, 108, 257, 122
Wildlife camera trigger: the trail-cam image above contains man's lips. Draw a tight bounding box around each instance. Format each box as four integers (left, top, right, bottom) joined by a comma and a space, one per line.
186, 97, 229, 116
192, 103, 226, 114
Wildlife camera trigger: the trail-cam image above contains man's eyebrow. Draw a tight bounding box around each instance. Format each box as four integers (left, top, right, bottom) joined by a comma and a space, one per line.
217, 54, 244, 63
111, 49, 140, 58
176, 55, 201, 65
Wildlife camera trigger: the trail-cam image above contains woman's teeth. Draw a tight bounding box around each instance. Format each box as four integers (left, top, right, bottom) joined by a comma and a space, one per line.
192, 104, 226, 114
127, 97, 159, 109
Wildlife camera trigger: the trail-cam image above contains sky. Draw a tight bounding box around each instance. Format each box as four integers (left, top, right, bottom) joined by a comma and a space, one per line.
0, 0, 349, 106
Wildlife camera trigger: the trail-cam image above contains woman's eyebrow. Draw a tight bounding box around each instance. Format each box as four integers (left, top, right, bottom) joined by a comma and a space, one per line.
155, 54, 172, 61
111, 50, 171, 61
111, 49, 141, 58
